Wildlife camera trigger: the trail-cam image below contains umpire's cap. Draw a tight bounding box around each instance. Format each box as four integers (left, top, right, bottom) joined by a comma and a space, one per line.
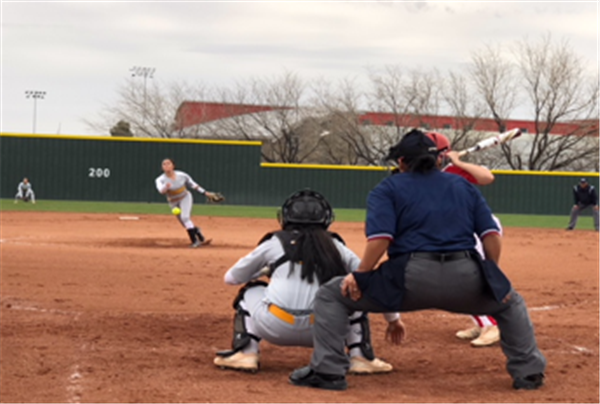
385, 129, 439, 162
278, 189, 334, 229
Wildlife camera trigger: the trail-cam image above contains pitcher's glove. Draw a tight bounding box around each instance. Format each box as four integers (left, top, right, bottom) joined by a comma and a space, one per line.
205, 191, 225, 203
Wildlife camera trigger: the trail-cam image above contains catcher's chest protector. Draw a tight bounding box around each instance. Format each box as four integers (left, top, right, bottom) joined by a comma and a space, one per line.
258, 230, 346, 278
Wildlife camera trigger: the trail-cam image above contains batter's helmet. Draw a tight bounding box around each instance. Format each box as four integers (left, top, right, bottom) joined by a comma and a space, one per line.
278, 189, 334, 229
425, 131, 451, 153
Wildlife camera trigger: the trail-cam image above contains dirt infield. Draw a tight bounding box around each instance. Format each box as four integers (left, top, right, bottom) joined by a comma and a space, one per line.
1, 211, 598, 403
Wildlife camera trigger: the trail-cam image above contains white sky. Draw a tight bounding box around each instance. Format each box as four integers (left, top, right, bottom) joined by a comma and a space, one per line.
1, 1, 598, 136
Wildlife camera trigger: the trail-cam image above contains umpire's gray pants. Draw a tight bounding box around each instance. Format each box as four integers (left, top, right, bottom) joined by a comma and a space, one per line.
310, 256, 547, 380
568, 203, 599, 230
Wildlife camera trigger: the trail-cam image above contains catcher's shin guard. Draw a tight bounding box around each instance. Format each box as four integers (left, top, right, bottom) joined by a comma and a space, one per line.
216, 306, 260, 358
347, 313, 375, 361
217, 281, 267, 358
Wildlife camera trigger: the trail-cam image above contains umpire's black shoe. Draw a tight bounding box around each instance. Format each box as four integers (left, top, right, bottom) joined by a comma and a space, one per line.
513, 373, 545, 390
289, 366, 347, 391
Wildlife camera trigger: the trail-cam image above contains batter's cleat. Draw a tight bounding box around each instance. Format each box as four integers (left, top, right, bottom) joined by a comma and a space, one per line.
348, 356, 393, 374
565, 227, 573, 231
289, 366, 347, 391
213, 352, 259, 373
470, 325, 500, 347
201, 238, 213, 246
455, 326, 481, 340
513, 373, 545, 390
190, 240, 202, 248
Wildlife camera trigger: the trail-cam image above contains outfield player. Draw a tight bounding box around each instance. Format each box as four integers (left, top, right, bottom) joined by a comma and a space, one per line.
14, 178, 36, 204
288, 129, 546, 391
213, 189, 400, 374
424, 132, 502, 347
155, 158, 218, 247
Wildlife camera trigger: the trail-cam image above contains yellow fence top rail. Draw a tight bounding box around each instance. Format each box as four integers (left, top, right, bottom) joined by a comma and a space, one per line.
261, 162, 388, 171
261, 162, 599, 177
0, 132, 262, 147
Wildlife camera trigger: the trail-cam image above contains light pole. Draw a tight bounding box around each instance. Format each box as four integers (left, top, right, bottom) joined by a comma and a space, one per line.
130, 66, 155, 125
25, 90, 46, 134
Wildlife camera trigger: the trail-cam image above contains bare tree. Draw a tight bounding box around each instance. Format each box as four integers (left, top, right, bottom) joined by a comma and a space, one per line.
442, 71, 484, 149
86, 79, 211, 138
207, 71, 329, 163
366, 66, 445, 161
311, 78, 376, 165
513, 35, 599, 171
470, 44, 519, 133
470, 35, 599, 171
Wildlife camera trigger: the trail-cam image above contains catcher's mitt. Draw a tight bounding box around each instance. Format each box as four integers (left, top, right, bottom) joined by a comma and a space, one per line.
206, 192, 225, 204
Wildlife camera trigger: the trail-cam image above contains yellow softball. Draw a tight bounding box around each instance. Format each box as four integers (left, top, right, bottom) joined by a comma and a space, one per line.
172, 207, 181, 215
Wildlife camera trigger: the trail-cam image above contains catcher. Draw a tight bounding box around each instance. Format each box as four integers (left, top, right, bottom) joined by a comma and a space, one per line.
154, 158, 224, 248
213, 189, 401, 374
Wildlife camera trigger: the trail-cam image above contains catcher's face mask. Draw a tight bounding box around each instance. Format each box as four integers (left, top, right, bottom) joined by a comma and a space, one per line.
277, 189, 334, 229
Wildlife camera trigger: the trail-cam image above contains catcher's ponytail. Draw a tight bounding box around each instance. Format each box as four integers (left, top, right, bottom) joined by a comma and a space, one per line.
286, 225, 347, 285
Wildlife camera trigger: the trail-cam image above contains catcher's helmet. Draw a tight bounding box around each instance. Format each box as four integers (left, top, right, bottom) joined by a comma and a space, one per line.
425, 131, 451, 153
278, 189, 334, 229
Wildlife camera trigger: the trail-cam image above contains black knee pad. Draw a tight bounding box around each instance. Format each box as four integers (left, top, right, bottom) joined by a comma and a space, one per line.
225, 281, 267, 354
232, 280, 268, 309
347, 313, 375, 361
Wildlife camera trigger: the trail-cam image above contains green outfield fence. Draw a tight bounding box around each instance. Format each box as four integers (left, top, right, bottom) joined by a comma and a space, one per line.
1, 133, 598, 216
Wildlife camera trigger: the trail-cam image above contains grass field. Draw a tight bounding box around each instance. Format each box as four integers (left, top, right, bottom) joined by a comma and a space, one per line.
1, 199, 597, 230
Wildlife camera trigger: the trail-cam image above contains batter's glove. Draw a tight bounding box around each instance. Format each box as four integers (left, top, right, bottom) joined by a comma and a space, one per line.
206, 191, 225, 203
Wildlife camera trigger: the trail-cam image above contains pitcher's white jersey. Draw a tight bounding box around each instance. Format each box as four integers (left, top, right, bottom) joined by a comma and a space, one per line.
155, 170, 205, 203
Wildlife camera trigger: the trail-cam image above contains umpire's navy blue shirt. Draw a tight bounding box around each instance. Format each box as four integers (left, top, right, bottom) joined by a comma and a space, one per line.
366, 169, 500, 257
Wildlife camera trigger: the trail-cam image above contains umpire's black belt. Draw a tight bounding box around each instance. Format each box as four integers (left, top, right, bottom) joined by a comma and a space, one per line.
410, 251, 471, 262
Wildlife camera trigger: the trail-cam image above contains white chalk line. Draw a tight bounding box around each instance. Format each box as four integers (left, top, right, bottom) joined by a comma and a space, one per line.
66, 365, 83, 404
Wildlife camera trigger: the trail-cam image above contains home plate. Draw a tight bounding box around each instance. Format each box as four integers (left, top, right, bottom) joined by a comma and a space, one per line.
119, 216, 139, 221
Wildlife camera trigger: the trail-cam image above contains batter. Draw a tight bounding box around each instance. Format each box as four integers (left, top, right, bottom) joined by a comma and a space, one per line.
427, 131, 502, 347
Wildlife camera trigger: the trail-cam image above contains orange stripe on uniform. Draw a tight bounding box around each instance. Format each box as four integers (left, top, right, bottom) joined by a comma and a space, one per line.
268, 304, 314, 325
167, 186, 187, 196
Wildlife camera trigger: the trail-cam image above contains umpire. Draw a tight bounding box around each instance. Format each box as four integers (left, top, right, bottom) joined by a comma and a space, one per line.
289, 129, 546, 391
566, 178, 599, 231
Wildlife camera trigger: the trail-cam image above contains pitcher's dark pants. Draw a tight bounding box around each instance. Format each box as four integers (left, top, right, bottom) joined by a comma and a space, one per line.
310, 256, 546, 379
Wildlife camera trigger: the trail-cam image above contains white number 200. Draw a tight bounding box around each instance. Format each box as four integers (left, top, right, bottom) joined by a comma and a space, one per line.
89, 167, 111, 178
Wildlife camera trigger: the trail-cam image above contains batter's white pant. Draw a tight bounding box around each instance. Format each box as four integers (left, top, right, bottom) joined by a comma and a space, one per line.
15, 189, 35, 202
169, 192, 195, 229
239, 285, 365, 355
470, 214, 503, 328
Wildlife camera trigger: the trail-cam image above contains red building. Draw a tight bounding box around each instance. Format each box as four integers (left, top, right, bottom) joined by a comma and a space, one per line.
174, 101, 597, 136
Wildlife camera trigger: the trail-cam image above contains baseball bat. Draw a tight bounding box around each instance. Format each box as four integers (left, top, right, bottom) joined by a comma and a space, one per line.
456, 128, 522, 157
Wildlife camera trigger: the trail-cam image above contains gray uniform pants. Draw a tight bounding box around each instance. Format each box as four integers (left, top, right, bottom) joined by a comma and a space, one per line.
568, 203, 599, 230
170, 192, 195, 229
310, 256, 546, 379
241, 284, 371, 351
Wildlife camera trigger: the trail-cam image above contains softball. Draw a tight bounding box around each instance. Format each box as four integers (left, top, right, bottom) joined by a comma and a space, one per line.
171, 207, 181, 215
